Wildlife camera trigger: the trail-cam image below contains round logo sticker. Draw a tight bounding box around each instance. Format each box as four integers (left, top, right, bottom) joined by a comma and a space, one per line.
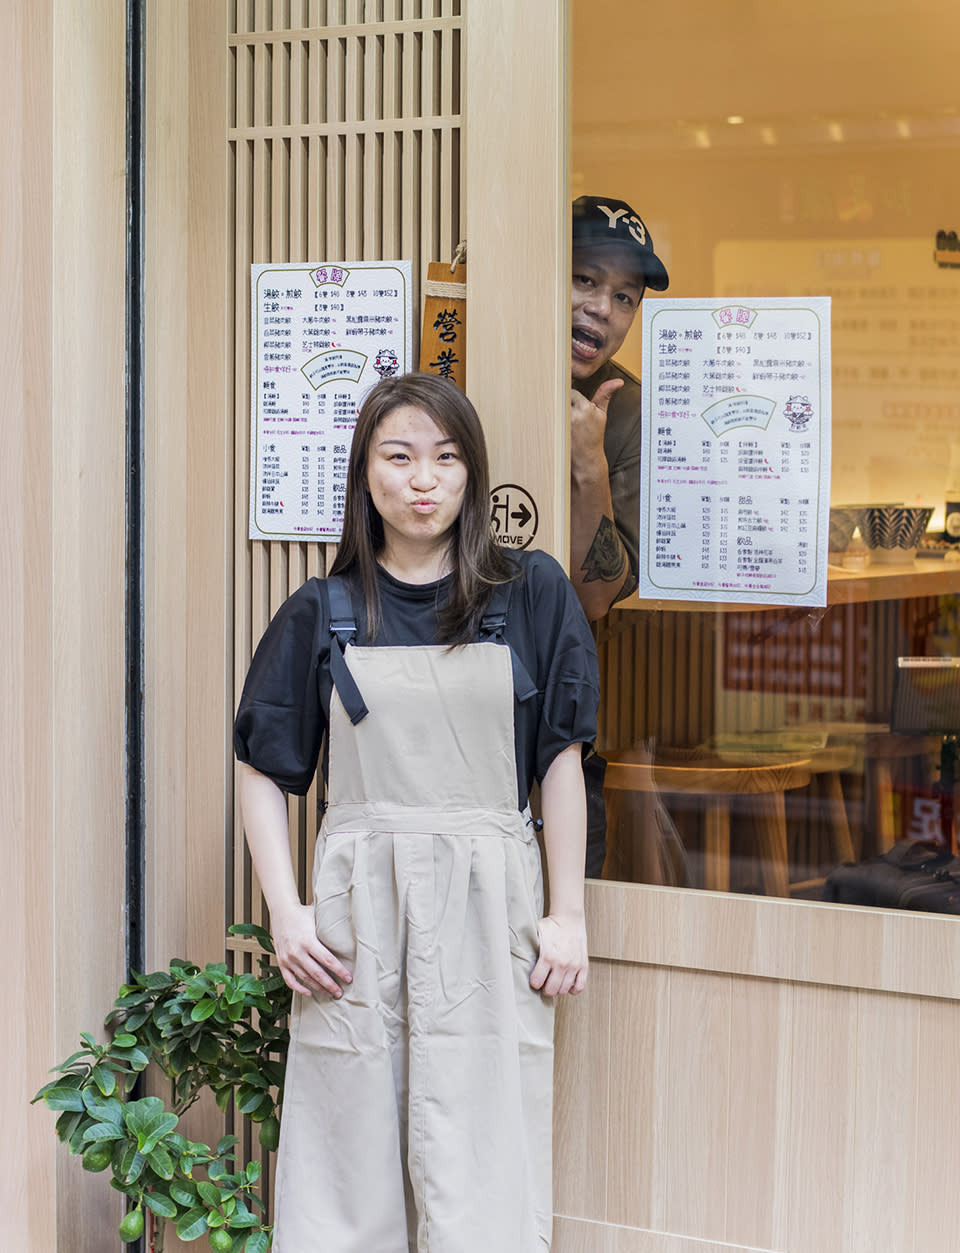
490, 483, 539, 550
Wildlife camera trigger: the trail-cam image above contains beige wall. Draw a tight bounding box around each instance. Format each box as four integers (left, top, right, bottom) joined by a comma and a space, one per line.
3, 2, 127, 1248
465, 0, 570, 560
144, 0, 230, 976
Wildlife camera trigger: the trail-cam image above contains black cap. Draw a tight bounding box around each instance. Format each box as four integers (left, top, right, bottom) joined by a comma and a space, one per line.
572, 195, 669, 292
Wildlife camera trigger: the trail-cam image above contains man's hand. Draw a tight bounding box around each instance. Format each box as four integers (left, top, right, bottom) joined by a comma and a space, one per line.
570, 377, 624, 474
569, 377, 630, 619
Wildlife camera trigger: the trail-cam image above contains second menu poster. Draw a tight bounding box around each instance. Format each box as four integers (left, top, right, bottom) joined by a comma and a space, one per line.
639, 297, 832, 607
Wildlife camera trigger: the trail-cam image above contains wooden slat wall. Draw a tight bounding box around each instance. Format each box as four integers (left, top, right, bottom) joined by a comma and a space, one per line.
227, 0, 463, 924
223, 0, 463, 1181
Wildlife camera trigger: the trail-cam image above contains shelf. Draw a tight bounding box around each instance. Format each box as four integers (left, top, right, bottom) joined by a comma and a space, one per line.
616, 559, 960, 613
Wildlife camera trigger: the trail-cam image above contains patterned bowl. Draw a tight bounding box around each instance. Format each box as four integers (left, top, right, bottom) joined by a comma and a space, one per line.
828, 506, 864, 552
858, 505, 934, 561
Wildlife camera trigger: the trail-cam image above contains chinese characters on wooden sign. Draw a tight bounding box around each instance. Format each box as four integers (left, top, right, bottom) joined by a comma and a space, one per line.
419, 260, 466, 388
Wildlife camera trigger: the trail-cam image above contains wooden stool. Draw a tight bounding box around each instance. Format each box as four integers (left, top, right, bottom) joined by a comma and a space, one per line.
785, 743, 858, 894
603, 747, 813, 897
788, 723, 940, 858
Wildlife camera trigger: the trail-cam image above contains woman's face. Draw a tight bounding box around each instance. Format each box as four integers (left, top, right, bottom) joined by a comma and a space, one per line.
366, 405, 468, 554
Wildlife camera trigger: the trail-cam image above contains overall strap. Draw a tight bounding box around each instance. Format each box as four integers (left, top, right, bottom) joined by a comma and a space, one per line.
325, 577, 369, 725
479, 580, 538, 703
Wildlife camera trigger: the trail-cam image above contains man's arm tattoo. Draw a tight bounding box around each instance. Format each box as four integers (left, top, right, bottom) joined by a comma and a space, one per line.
580, 516, 628, 584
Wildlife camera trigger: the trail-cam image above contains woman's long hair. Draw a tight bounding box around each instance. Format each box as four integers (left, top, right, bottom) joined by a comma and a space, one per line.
329, 372, 517, 642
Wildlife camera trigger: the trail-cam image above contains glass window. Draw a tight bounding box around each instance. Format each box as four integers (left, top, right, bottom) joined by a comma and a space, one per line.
573, 0, 960, 905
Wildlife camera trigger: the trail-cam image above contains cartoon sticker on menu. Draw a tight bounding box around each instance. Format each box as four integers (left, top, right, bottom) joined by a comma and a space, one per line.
640, 297, 832, 607
783, 395, 814, 433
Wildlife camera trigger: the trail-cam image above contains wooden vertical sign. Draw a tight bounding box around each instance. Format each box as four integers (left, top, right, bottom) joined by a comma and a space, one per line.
419, 258, 466, 388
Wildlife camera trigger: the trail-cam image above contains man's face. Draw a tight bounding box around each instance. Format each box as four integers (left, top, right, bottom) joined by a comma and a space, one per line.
571, 244, 645, 382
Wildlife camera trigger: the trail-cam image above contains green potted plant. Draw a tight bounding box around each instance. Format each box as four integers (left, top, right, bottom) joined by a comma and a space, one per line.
32, 924, 290, 1252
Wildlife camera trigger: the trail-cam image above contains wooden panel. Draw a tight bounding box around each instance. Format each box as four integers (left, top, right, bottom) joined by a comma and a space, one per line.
553, 1217, 778, 1253
553, 962, 612, 1220
585, 878, 960, 1001
3, 2, 128, 1248
771, 982, 857, 1252
558, 946, 960, 1252
3, 6, 58, 1249
464, 0, 569, 561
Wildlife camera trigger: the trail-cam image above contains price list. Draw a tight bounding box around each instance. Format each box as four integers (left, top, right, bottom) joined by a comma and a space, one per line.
639, 297, 831, 606
250, 260, 412, 540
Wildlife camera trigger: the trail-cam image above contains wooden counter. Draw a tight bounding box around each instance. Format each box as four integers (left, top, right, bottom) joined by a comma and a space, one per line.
616, 558, 960, 613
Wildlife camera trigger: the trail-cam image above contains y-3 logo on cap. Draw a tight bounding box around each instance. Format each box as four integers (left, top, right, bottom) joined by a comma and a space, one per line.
596, 204, 647, 246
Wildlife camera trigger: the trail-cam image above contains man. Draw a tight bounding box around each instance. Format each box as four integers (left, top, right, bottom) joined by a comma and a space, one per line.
568, 195, 670, 621
568, 196, 670, 877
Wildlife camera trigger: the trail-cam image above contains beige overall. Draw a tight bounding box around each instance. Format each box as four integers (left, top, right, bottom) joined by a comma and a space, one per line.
272, 640, 555, 1252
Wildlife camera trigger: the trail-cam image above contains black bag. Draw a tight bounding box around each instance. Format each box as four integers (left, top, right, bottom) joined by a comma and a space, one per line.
824, 839, 960, 912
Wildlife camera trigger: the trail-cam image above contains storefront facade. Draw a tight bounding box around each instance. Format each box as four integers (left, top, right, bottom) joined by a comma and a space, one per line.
6, 2, 960, 1249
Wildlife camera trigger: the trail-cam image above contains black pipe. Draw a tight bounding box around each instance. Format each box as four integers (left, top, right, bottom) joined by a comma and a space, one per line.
123, 2, 146, 1248
124, 0, 145, 994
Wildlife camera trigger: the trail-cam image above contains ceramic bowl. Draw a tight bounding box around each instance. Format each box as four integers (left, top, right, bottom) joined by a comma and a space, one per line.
828, 506, 864, 553
858, 505, 935, 562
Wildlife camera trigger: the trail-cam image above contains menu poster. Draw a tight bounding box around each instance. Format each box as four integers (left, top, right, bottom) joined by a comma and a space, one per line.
250, 260, 412, 541
639, 297, 832, 607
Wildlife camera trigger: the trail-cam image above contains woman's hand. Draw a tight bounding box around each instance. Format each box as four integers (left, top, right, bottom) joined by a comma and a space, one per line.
271, 902, 353, 998
530, 912, 588, 997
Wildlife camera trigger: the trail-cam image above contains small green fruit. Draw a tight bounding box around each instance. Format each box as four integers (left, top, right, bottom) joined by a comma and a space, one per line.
208, 1229, 234, 1251
258, 1114, 280, 1152
82, 1143, 113, 1173
118, 1207, 144, 1243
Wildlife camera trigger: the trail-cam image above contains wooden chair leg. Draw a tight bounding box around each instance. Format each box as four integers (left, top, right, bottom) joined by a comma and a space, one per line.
703, 797, 731, 893
752, 791, 790, 898
823, 771, 855, 865
873, 760, 897, 853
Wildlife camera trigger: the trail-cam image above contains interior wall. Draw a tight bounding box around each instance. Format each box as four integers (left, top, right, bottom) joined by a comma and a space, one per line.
3, 2, 127, 1249
572, 0, 960, 512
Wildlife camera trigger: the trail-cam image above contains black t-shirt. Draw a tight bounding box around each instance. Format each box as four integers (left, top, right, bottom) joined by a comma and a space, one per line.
234, 549, 599, 809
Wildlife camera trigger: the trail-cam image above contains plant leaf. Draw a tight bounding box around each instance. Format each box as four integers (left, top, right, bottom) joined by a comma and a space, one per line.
148, 1142, 176, 1179
228, 923, 275, 954
197, 1180, 223, 1207
190, 999, 218, 1022
243, 1230, 270, 1253
44, 1086, 87, 1112
176, 1208, 211, 1241
124, 1097, 179, 1153
82, 1124, 127, 1143
91, 1064, 117, 1096
169, 1180, 199, 1206
142, 1191, 178, 1219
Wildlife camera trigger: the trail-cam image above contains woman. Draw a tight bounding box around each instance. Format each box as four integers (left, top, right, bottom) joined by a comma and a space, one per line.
234, 373, 598, 1252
